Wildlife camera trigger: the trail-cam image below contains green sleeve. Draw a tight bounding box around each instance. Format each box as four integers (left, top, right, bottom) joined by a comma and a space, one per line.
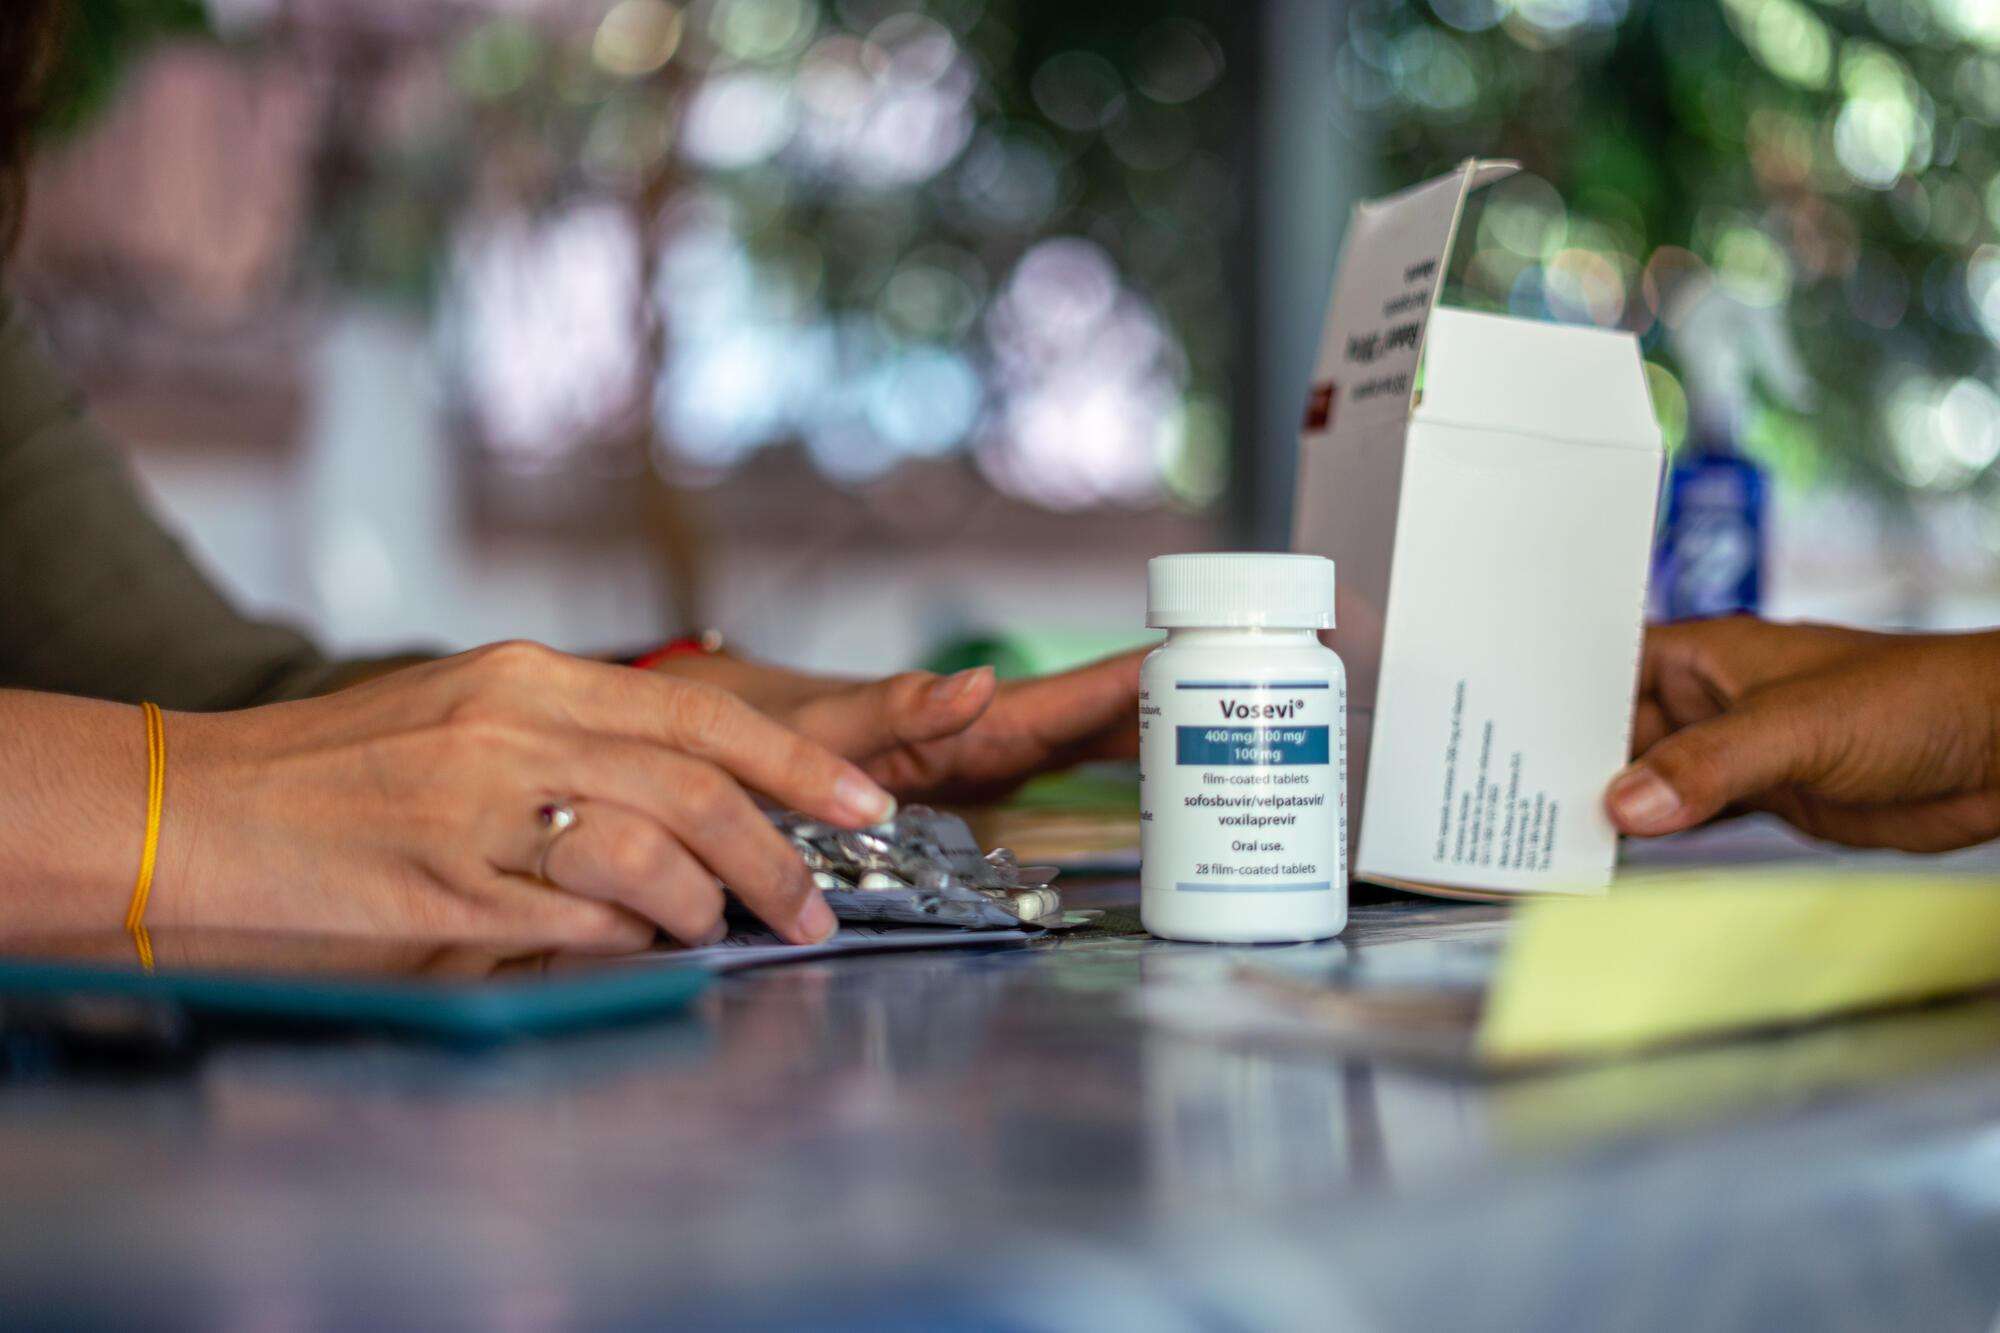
0, 293, 353, 709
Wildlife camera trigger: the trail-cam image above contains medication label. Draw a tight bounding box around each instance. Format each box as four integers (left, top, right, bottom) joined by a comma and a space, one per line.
1141, 677, 1346, 896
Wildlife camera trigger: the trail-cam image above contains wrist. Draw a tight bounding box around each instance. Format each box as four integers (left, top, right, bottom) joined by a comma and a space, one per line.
153, 708, 227, 936
632, 635, 835, 713
0, 692, 152, 937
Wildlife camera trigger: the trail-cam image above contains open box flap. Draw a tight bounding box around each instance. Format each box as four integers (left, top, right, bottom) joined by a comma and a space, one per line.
1293, 158, 1519, 440
1415, 308, 1663, 453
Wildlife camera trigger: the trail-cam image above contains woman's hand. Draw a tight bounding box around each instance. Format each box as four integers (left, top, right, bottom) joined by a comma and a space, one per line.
157, 642, 897, 952
653, 651, 1142, 803
1607, 616, 2000, 851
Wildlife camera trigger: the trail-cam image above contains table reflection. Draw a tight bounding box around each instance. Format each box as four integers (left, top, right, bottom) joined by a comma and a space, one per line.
0, 929, 580, 980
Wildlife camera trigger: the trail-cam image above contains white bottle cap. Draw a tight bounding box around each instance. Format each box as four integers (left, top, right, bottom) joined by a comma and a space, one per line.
1146, 553, 1336, 630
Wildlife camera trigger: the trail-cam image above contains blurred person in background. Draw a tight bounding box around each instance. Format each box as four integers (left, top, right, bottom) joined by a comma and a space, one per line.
0, 1, 1137, 957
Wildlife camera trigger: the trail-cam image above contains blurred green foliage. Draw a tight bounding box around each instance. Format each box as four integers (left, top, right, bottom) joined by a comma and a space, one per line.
1338, 0, 2000, 522
24, 0, 1244, 507
421, 0, 1242, 501
40, 0, 210, 134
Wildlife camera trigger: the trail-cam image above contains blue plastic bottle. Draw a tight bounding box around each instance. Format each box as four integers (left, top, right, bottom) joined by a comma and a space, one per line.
1652, 425, 1766, 622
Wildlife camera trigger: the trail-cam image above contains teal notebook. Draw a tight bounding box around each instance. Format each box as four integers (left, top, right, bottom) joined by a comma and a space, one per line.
0, 955, 708, 1046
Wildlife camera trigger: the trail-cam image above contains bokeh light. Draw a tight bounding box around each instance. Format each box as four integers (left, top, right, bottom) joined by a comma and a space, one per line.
444, 202, 647, 470
594, 0, 684, 78
681, 70, 796, 168
970, 236, 1186, 508
1133, 18, 1225, 104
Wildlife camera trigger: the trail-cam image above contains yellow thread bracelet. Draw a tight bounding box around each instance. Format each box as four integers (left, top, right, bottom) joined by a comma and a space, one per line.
126, 701, 165, 973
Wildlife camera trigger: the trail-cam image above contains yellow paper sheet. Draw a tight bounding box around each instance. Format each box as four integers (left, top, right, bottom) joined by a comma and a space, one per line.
1477, 869, 2000, 1066
1491, 996, 2000, 1150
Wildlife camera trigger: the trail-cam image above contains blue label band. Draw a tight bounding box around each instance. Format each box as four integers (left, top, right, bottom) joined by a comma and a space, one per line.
1174, 681, 1331, 690
1176, 881, 1333, 893
1176, 725, 1329, 766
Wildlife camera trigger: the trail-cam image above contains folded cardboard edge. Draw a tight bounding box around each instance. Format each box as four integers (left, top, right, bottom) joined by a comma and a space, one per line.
1416, 308, 1662, 452
1362, 874, 1607, 903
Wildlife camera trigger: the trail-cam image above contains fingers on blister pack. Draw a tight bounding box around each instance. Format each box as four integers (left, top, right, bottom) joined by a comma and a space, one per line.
771, 806, 1063, 929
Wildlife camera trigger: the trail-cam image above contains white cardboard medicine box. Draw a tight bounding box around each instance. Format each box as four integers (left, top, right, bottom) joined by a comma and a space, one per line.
1291, 159, 1664, 898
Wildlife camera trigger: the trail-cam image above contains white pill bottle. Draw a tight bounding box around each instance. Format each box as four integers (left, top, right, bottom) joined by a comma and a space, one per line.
1139, 553, 1347, 943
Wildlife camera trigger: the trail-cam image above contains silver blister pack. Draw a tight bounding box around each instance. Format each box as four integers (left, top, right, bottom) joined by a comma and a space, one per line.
770, 806, 1062, 929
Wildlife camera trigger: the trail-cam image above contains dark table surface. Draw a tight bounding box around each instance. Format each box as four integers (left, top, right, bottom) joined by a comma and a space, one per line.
9, 819, 2000, 1331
